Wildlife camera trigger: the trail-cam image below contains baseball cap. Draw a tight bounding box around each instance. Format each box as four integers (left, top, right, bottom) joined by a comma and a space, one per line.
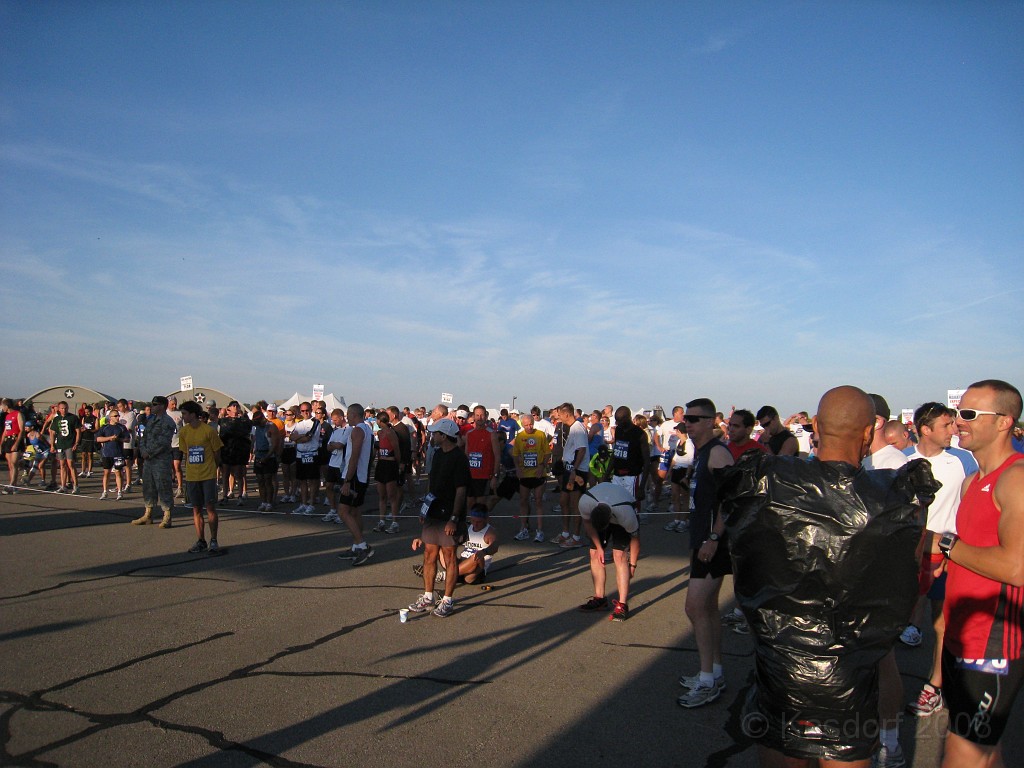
868, 394, 890, 421
455, 409, 470, 419
266, 403, 278, 412
428, 419, 459, 438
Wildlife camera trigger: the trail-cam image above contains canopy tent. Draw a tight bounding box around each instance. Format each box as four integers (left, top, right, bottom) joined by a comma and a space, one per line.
278, 392, 347, 413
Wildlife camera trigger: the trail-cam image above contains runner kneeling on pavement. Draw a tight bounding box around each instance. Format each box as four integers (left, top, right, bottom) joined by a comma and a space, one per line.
577, 481, 640, 622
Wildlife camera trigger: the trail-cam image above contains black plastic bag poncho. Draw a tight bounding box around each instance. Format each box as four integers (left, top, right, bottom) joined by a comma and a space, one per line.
718, 454, 938, 760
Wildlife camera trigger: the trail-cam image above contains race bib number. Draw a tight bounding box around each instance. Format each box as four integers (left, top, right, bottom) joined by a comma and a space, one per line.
420, 493, 437, 519
300, 453, 316, 464
60, 421, 70, 437
378, 447, 392, 458
113, 456, 125, 468
468, 451, 483, 469
613, 440, 628, 459
523, 452, 537, 468
956, 658, 1009, 675
188, 446, 205, 464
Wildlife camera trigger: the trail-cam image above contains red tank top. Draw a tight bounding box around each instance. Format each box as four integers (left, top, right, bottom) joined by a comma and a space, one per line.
4, 411, 21, 438
377, 431, 396, 459
944, 453, 1024, 660
466, 428, 495, 479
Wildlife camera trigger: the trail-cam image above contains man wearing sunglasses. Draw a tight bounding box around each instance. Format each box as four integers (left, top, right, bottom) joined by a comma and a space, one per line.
940, 379, 1024, 768
677, 397, 735, 709
754, 405, 798, 457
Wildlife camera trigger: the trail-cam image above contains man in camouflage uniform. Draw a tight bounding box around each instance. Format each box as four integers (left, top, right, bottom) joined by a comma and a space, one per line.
132, 395, 177, 527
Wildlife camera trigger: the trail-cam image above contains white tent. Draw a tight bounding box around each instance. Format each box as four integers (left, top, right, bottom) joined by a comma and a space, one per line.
279, 392, 347, 412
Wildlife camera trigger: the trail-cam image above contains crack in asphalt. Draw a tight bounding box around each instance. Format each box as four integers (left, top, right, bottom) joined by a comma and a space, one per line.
0, 561, 237, 601
0, 611, 482, 766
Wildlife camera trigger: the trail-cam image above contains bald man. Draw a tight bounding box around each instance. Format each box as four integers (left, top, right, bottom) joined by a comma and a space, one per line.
719, 386, 937, 768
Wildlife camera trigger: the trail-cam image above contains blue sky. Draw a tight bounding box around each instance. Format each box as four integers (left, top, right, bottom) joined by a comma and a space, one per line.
2, 1, 1022, 416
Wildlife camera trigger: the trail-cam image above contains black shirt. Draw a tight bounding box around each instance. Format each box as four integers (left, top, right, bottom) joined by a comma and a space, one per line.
428, 445, 472, 520
612, 423, 647, 476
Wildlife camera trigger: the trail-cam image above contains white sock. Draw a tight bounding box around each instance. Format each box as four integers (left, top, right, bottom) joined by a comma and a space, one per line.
712, 663, 723, 678
561, 530, 570, 539
353, 542, 368, 550
699, 671, 715, 686
423, 592, 433, 601
879, 728, 899, 750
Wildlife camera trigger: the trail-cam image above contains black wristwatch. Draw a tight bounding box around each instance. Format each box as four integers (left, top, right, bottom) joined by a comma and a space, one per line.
938, 533, 959, 559
707, 532, 721, 543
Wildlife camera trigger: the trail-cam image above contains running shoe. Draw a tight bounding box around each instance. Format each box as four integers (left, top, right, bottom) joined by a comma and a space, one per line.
322, 511, 340, 523
432, 597, 454, 618
208, 539, 220, 553
906, 684, 943, 717
373, 519, 388, 533
409, 593, 434, 612
533, 530, 545, 543
100, 491, 108, 500
351, 545, 374, 566
116, 492, 123, 500
579, 596, 609, 612
386, 521, 400, 534
337, 547, 358, 560
664, 519, 681, 532
514, 528, 531, 542
188, 539, 208, 554
678, 673, 726, 691
677, 682, 721, 708
872, 744, 906, 768
899, 625, 922, 647
55, 486, 66, 494
610, 600, 629, 622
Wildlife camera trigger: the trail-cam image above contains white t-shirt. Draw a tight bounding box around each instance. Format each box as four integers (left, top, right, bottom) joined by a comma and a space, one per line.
291, 419, 320, 456
656, 421, 676, 455
862, 444, 910, 470
579, 482, 640, 534
328, 425, 351, 469
909, 448, 965, 534
670, 437, 696, 469
562, 420, 591, 471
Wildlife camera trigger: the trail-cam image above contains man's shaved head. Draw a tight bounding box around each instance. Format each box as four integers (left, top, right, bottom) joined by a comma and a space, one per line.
813, 386, 875, 464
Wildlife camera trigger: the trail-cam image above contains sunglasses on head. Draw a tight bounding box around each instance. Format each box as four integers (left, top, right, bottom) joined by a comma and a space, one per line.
955, 408, 1005, 422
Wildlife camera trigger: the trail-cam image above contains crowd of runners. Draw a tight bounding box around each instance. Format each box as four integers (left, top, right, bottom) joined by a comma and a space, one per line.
2, 382, 1022, 768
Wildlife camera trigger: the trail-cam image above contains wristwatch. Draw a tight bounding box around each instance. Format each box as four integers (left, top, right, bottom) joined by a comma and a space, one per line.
449, 515, 458, 522
707, 532, 721, 543
938, 533, 959, 559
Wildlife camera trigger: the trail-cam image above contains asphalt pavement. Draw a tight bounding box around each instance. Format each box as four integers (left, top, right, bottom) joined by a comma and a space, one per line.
1, 475, 1021, 767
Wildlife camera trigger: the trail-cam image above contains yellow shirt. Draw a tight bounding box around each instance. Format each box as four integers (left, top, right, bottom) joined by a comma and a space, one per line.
513, 428, 551, 478
178, 422, 224, 482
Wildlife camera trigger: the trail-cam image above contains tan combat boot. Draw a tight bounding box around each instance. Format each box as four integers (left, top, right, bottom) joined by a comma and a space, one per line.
131, 509, 153, 525
158, 510, 173, 528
